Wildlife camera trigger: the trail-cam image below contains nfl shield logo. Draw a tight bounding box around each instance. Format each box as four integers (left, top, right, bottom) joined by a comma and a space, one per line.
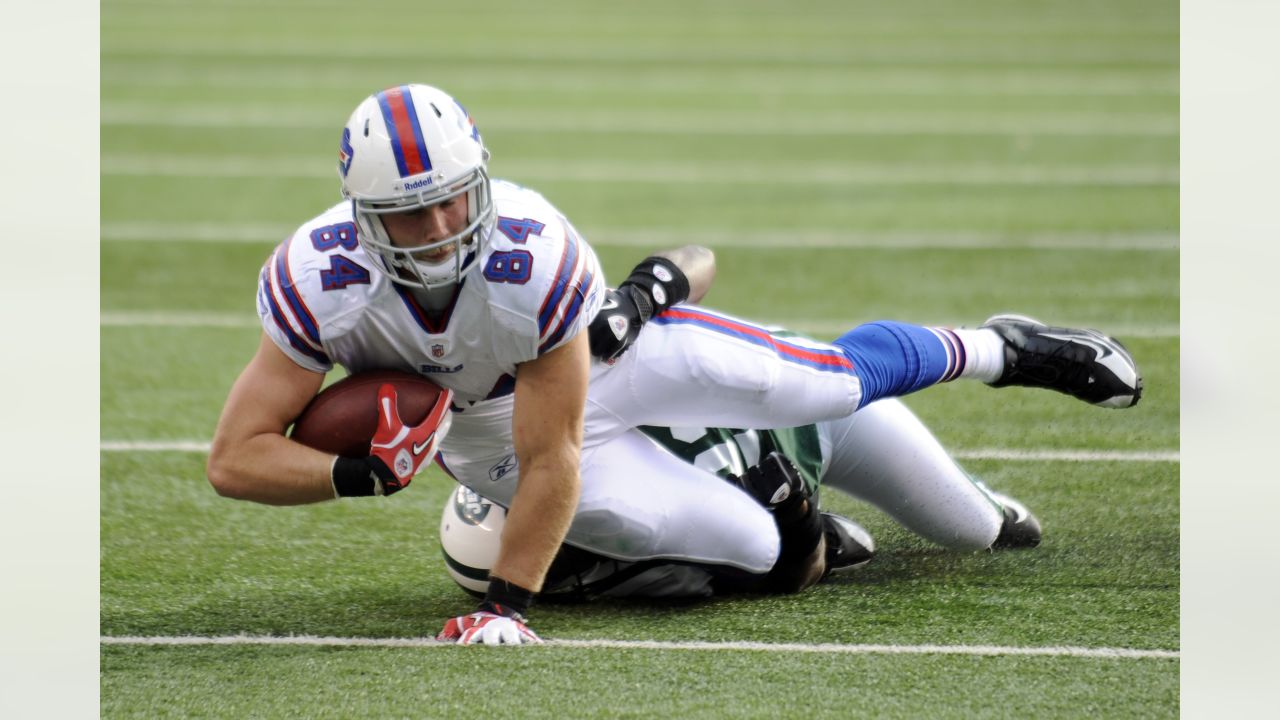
431, 343, 446, 359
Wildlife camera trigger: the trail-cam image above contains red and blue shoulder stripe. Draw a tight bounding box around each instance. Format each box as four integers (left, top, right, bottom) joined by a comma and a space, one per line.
537, 224, 598, 354
536, 226, 580, 336
261, 242, 330, 366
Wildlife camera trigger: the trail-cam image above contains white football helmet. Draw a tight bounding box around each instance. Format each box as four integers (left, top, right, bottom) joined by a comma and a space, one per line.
439, 483, 505, 595
339, 84, 495, 290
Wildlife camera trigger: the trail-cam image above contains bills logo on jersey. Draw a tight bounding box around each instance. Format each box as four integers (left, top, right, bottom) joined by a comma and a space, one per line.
339, 127, 354, 177
419, 362, 464, 374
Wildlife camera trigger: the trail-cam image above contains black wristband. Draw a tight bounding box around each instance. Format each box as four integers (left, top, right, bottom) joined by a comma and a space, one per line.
619, 256, 691, 320
481, 576, 536, 619
331, 456, 391, 497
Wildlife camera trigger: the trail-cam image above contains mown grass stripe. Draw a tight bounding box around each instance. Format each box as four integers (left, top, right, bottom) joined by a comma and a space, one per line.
97, 440, 1178, 463
99, 634, 1178, 659
102, 65, 1179, 96
98, 311, 1181, 339
100, 105, 1177, 136
951, 448, 1178, 463
100, 222, 1179, 251
101, 154, 1178, 187
100, 42, 1177, 66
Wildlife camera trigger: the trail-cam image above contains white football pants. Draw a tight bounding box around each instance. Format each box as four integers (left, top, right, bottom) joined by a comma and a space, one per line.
439, 307, 1000, 573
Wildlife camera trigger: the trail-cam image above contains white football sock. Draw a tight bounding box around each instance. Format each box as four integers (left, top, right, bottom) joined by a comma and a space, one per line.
951, 328, 1007, 382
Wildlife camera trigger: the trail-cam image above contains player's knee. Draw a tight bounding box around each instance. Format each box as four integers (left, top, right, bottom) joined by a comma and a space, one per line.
727, 501, 781, 574
677, 501, 779, 575
739, 530, 781, 575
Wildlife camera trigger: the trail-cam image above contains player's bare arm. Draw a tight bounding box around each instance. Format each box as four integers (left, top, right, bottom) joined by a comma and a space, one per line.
493, 331, 590, 591
653, 245, 715, 303
207, 333, 332, 505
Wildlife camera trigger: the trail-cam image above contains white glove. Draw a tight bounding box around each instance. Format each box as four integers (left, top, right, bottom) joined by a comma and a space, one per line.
437, 611, 543, 646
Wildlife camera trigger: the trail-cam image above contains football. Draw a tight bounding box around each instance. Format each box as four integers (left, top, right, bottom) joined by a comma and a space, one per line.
289, 370, 449, 457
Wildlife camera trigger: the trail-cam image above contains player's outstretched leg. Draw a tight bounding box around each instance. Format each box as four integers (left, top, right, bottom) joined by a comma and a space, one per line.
982, 314, 1143, 409
831, 316, 1142, 410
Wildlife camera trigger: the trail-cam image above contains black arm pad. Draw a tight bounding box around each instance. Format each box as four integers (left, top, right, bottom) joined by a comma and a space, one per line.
618, 256, 691, 322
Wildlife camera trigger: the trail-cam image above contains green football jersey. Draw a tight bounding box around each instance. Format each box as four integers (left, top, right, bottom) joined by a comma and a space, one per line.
638, 423, 825, 494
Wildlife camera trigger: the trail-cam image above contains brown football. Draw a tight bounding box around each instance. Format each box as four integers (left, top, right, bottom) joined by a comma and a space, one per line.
289, 370, 449, 457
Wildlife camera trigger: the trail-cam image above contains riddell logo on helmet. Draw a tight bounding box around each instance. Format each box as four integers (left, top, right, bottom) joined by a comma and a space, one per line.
402, 177, 435, 191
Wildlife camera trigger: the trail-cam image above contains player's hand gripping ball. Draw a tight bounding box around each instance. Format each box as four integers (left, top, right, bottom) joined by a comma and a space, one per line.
290, 370, 453, 464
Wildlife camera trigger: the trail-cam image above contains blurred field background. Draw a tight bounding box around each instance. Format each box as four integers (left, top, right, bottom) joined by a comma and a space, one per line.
101, 0, 1178, 716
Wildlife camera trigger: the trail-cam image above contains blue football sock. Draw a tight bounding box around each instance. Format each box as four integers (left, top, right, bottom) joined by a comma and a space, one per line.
832, 322, 958, 408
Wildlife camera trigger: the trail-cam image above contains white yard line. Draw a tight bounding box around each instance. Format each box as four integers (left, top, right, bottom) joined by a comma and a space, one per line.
951, 448, 1179, 463
102, 441, 215, 452
101, 311, 259, 328
98, 440, 1178, 463
98, 311, 1181, 339
100, 105, 1177, 136
100, 222, 1180, 251
100, 154, 1178, 186
99, 634, 1177, 659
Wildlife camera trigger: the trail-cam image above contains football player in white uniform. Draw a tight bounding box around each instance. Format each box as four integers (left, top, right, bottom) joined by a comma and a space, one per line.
208, 83, 1144, 646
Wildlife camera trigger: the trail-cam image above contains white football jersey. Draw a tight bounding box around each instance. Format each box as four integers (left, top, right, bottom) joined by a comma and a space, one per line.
257, 180, 605, 448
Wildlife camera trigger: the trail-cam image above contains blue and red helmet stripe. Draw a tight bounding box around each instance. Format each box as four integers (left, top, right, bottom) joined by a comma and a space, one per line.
376, 85, 433, 178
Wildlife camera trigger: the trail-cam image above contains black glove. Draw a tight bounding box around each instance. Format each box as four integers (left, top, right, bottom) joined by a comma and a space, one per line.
588, 286, 646, 363
588, 256, 691, 362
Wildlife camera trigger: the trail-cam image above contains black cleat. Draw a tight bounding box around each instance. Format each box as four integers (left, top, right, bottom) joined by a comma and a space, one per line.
989, 493, 1043, 549
982, 314, 1143, 408
820, 512, 875, 577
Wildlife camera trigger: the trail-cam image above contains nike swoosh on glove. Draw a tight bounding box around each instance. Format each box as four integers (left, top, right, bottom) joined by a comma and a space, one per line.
367, 383, 453, 494
437, 611, 543, 646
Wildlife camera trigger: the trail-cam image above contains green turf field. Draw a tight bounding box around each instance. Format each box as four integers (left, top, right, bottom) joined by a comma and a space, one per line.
101, 0, 1178, 716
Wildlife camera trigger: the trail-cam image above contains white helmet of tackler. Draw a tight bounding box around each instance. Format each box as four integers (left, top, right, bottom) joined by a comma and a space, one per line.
439, 483, 505, 595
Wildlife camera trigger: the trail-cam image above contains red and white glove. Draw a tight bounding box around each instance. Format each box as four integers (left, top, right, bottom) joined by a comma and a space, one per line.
364, 383, 452, 494
333, 383, 452, 498
437, 610, 543, 646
